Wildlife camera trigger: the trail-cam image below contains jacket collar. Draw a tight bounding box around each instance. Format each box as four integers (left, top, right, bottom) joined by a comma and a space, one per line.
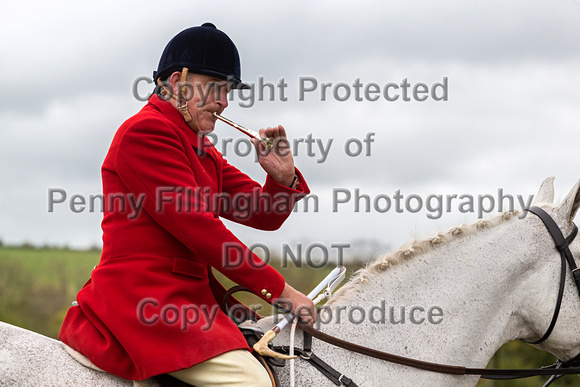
148, 94, 218, 155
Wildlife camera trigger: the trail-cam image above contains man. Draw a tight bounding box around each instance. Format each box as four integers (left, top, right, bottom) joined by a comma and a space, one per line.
58, 23, 314, 386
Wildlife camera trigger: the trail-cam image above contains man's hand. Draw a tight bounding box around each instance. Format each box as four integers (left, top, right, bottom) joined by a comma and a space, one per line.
251, 125, 296, 187
276, 283, 316, 326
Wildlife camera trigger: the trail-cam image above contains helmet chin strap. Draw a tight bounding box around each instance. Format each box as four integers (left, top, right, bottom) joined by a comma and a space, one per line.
155, 67, 193, 123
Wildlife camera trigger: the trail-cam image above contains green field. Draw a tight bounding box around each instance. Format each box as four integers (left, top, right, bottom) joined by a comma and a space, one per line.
0, 246, 575, 385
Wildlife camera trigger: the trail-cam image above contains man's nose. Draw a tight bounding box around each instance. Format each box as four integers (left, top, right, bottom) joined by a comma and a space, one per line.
216, 88, 229, 109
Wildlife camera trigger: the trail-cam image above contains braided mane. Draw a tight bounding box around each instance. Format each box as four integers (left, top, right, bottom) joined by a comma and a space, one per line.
328, 211, 520, 305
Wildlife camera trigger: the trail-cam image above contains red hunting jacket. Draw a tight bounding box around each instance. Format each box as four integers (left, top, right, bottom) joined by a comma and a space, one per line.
58, 94, 310, 380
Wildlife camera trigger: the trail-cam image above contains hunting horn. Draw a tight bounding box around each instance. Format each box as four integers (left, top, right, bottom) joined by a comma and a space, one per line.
213, 113, 274, 150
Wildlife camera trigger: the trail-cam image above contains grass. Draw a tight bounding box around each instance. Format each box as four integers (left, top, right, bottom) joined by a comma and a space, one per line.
0, 245, 99, 337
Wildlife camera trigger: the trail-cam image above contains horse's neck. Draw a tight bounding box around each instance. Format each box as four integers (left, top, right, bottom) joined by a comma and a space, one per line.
325, 220, 536, 370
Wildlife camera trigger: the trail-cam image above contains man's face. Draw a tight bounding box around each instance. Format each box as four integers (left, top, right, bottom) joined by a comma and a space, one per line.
180, 73, 230, 135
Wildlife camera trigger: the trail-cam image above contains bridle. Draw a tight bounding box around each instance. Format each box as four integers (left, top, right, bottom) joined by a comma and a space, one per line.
522, 206, 580, 345
269, 207, 580, 385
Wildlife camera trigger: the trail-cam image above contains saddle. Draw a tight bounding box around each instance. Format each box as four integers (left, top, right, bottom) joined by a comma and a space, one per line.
154, 326, 282, 387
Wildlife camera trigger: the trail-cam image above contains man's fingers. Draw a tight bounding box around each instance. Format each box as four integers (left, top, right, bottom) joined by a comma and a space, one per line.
276, 125, 287, 138
274, 136, 290, 150
250, 137, 265, 153
298, 311, 315, 326
261, 125, 287, 139
295, 304, 316, 326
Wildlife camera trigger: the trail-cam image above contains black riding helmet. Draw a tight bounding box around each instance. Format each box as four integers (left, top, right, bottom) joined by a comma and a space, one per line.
153, 22, 249, 89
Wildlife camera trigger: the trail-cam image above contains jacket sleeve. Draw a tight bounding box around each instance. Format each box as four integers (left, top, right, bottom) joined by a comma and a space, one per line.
114, 118, 285, 303
218, 157, 310, 230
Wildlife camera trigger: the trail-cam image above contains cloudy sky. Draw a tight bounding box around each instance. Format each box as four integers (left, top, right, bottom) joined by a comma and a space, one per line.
1, 1, 579, 263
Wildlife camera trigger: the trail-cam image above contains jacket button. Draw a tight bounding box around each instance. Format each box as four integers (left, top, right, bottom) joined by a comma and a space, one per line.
266, 293, 272, 299
261, 289, 267, 296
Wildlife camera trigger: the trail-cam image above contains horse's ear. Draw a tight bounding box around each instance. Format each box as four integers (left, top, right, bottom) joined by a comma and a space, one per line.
556, 179, 580, 223
533, 177, 555, 205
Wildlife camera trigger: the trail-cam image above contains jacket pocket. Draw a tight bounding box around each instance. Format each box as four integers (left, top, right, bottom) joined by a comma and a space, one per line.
172, 257, 206, 279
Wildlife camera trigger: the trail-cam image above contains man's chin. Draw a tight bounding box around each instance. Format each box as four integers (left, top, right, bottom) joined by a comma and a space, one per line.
197, 127, 215, 136
189, 122, 215, 136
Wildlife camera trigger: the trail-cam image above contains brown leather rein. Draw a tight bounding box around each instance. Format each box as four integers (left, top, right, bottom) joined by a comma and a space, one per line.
297, 323, 580, 380
286, 207, 580, 382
